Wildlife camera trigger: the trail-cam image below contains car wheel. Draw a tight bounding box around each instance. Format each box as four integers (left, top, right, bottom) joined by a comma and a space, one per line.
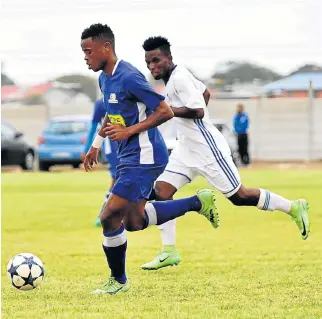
38, 160, 51, 172
72, 163, 81, 169
21, 151, 35, 171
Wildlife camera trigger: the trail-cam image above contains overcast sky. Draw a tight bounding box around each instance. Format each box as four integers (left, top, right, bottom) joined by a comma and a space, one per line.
1, 0, 322, 85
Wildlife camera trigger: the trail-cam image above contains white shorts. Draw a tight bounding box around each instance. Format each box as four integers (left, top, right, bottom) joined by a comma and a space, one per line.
157, 153, 241, 198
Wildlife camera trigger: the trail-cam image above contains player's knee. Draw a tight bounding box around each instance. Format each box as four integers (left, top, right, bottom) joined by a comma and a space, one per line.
100, 202, 123, 230
100, 211, 118, 230
123, 220, 143, 232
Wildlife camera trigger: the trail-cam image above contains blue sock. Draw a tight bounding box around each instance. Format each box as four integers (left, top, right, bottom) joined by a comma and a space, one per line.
102, 224, 127, 284
144, 195, 201, 226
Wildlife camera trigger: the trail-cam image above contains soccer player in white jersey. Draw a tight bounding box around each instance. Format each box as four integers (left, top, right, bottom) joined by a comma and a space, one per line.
141, 36, 310, 270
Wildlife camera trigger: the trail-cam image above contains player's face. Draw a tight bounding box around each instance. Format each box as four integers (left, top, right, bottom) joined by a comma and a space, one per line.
81, 38, 109, 72
145, 49, 172, 80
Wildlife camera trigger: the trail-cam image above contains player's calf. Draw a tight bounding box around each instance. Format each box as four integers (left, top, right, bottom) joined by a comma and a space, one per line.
228, 186, 259, 206
228, 185, 310, 239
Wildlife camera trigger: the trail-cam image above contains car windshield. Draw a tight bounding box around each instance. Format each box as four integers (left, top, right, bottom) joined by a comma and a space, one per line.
44, 120, 89, 134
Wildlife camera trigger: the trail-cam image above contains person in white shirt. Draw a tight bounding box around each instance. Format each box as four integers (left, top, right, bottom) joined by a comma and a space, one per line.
141, 36, 310, 270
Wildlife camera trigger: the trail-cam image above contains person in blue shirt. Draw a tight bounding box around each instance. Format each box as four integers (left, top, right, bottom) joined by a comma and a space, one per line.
80, 23, 218, 295
233, 103, 250, 165
82, 98, 119, 227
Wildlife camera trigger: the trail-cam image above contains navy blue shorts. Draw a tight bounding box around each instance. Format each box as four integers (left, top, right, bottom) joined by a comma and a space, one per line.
111, 163, 166, 203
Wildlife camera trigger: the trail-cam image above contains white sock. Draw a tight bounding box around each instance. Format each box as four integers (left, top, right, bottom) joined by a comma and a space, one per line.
257, 189, 291, 214
144, 203, 157, 227
158, 219, 177, 246
103, 228, 127, 247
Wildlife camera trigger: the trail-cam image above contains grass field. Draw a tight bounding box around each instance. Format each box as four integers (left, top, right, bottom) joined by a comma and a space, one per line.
2, 168, 322, 319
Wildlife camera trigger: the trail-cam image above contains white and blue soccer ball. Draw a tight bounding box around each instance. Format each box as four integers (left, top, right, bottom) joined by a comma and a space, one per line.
7, 253, 45, 291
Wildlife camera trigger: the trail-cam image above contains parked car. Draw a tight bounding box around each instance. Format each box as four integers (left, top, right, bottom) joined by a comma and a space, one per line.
37, 115, 92, 171
1, 120, 36, 170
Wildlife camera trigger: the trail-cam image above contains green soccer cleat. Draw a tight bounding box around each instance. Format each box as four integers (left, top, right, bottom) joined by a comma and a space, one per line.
91, 277, 130, 295
94, 217, 101, 227
289, 199, 310, 240
141, 248, 181, 270
196, 189, 220, 228
94, 201, 107, 227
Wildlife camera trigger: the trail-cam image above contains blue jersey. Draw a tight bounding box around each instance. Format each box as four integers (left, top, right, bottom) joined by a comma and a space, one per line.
99, 60, 168, 165
233, 112, 249, 134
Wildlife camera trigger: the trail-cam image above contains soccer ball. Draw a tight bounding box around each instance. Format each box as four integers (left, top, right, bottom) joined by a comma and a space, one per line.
7, 253, 45, 291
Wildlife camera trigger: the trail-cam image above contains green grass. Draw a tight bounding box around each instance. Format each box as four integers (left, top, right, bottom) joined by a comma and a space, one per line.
2, 168, 322, 319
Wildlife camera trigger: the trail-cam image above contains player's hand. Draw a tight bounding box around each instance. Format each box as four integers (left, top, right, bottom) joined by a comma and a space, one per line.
83, 147, 99, 172
103, 124, 132, 141
80, 152, 86, 162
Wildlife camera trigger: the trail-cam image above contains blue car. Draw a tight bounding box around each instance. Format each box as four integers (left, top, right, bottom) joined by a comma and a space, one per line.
37, 115, 92, 171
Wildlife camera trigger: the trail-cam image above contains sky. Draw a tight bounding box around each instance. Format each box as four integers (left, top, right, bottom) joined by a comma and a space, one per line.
1, 0, 322, 86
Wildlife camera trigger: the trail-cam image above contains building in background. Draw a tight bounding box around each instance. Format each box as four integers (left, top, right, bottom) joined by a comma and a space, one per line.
264, 73, 322, 98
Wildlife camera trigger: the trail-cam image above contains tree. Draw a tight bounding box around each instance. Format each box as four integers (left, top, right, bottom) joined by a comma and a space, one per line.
1, 73, 15, 86
288, 64, 322, 76
210, 61, 282, 87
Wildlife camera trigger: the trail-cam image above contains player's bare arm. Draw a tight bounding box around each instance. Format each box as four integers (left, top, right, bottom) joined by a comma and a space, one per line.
203, 89, 211, 106
97, 113, 111, 137
171, 106, 204, 119
104, 100, 173, 141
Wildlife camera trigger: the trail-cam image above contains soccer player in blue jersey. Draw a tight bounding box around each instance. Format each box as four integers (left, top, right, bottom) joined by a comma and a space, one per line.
80, 23, 220, 295
82, 98, 119, 227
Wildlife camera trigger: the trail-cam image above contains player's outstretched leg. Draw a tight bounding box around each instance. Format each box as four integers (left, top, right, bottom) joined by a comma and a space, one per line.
229, 187, 309, 240
141, 220, 181, 270
144, 189, 219, 229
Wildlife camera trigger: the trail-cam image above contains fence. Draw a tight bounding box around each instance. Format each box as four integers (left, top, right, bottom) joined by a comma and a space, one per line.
207, 97, 322, 161
2, 96, 322, 161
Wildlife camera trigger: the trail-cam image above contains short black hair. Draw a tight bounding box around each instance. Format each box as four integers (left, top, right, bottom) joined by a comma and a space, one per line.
81, 23, 115, 47
142, 36, 171, 55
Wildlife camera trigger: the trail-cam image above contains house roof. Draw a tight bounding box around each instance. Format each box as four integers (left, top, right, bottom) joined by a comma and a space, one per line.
264, 73, 322, 92
1, 85, 21, 100
23, 82, 53, 97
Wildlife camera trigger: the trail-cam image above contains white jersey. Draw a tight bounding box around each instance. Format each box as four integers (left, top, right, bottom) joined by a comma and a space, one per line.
165, 65, 231, 167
